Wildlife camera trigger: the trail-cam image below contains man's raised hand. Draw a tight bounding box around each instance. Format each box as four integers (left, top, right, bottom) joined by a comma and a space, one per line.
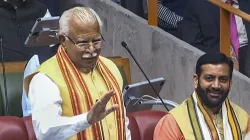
87, 90, 119, 124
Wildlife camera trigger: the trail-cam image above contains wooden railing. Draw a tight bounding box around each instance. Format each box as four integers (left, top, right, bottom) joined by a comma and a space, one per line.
148, 0, 250, 69
148, 0, 158, 26
208, 0, 250, 58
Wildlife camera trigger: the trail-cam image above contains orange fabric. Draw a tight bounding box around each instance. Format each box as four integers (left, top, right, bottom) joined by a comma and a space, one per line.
153, 114, 184, 140
153, 114, 250, 140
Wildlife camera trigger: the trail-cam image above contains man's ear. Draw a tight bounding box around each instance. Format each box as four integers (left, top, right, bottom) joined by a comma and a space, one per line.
58, 33, 66, 46
193, 74, 198, 89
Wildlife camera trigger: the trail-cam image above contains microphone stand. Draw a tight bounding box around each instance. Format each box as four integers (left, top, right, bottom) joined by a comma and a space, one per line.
121, 41, 169, 111
96, 99, 105, 140
100, 121, 105, 140
0, 37, 9, 115
0, 37, 30, 116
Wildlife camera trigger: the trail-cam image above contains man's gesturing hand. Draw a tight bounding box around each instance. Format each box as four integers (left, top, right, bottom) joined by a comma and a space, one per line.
87, 90, 119, 124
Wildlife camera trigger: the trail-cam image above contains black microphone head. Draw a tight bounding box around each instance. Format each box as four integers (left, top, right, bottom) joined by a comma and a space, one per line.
121, 41, 127, 48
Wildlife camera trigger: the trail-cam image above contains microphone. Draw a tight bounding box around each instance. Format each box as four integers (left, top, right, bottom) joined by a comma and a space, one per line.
0, 35, 9, 115
121, 41, 169, 111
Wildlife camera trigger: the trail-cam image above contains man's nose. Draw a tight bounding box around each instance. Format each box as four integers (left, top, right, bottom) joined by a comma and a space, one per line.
211, 79, 221, 89
86, 43, 95, 53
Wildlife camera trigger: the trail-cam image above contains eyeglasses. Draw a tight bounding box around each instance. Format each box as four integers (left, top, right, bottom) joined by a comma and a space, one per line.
64, 34, 105, 50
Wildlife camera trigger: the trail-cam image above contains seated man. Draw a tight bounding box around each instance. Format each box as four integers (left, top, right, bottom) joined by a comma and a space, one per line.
154, 53, 250, 139
24, 7, 131, 140
0, 0, 51, 61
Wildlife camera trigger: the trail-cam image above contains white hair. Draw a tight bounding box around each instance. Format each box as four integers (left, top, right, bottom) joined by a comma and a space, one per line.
59, 7, 103, 35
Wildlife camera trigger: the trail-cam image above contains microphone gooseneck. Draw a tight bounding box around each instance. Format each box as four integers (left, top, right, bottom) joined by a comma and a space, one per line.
96, 99, 105, 140
100, 120, 105, 140
121, 41, 169, 111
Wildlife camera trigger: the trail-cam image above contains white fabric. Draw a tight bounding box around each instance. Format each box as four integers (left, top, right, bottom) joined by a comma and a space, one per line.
235, 12, 248, 48
28, 73, 131, 140
221, 0, 248, 48
192, 93, 237, 140
244, 132, 250, 140
222, 102, 233, 140
22, 55, 40, 116
192, 93, 213, 139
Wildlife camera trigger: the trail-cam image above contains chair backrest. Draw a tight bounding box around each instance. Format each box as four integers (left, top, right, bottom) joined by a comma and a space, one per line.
0, 116, 36, 140
127, 110, 166, 140
0, 61, 26, 117
0, 116, 29, 140
0, 86, 4, 116
0, 110, 164, 140
107, 56, 132, 89
0, 72, 24, 117
22, 116, 37, 140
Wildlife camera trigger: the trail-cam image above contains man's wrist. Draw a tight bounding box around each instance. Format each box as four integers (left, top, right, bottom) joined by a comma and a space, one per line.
86, 112, 93, 125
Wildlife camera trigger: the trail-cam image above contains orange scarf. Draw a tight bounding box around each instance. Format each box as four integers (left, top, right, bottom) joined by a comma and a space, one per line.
187, 92, 242, 140
56, 47, 126, 140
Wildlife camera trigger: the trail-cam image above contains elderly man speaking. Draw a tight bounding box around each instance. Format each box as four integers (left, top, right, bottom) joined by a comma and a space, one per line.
24, 7, 131, 140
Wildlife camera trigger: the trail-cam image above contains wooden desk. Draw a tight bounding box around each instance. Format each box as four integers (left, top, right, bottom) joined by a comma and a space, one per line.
0, 61, 27, 73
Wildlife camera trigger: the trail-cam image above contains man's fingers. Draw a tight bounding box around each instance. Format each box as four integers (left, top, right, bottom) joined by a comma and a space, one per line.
94, 100, 106, 112
91, 90, 116, 113
99, 90, 115, 105
89, 104, 119, 124
102, 104, 119, 117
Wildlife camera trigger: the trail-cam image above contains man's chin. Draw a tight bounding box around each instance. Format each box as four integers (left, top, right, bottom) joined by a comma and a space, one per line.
80, 63, 95, 69
205, 102, 221, 108
198, 93, 223, 108
75, 61, 96, 71
203, 97, 223, 108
